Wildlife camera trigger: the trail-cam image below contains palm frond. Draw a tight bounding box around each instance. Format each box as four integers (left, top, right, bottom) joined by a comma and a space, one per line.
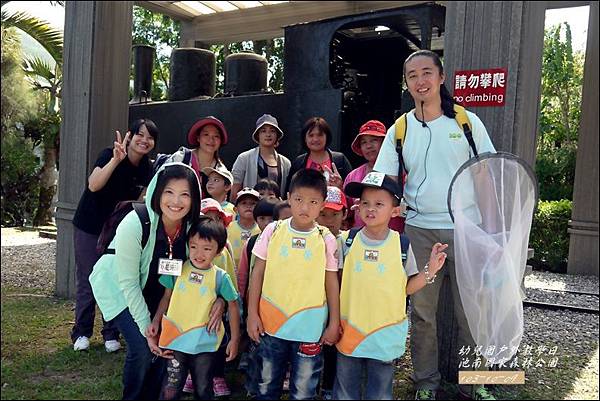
1, 10, 63, 65
23, 56, 55, 82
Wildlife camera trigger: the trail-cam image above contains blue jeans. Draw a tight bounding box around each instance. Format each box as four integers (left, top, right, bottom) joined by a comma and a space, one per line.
257, 334, 323, 400
245, 340, 261, 397
333, 352, 395, 400
114, 308, 166, 400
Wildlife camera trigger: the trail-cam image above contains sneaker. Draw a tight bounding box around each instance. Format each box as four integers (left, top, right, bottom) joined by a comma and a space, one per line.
321, 389, 333, 400
183, 374, 194, 394
73, 336, 90, 351
213, 376, 231, 397
415, 389, 437, 400
282, 370, 290, 391
104, 340, 121, 353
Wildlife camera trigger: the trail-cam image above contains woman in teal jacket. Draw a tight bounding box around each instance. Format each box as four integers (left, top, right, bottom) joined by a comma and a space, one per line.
90, 162, 223, 399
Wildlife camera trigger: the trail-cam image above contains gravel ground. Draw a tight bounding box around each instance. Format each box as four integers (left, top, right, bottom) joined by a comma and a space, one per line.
524, 288, 599, 310
525, 271, 599, 294
521, 306, 599, 399
1, 228, 56, 295
1, 227, 598, 399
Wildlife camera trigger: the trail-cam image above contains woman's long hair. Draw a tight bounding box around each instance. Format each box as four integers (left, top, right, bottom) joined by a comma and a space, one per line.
403, 50, 458, 119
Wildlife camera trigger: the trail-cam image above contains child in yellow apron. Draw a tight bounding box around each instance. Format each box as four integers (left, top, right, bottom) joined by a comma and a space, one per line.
146, 217, 240, 400
336, 171, 448, 400
246, 169, 341, 400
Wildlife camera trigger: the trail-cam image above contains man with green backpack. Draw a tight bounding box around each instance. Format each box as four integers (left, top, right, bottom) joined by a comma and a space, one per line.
374, 50, 496, 400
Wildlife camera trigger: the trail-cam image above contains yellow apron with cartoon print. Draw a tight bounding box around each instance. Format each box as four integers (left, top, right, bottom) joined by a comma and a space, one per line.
260, 219, 329, 343
337, 230, 409, 361
159, 262, 225, 353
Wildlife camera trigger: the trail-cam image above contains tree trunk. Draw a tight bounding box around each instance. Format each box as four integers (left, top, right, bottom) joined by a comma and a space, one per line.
33, 143, 58, 226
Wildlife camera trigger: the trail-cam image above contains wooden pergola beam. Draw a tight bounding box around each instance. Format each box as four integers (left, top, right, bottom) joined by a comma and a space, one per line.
134, 0, 196, 20
176, 1, 432, 45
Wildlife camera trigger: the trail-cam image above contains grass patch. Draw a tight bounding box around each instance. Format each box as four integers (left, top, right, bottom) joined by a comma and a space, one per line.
1, 286, 123, 400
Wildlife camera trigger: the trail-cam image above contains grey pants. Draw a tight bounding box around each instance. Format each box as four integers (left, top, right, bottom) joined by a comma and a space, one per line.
406, 225, 481, 392
70, 226, 119, 342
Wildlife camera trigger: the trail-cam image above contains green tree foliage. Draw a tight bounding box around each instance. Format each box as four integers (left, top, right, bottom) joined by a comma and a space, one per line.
0, 8, 63, 65
0, 27, 41, 226
1, 2, 63, 226
1, 26, 35, 133
211, 38, 285, 94
529, 200, 572, 273
131, 6, 180, 100
536, 22, 584, 201
130, 6, 285, 99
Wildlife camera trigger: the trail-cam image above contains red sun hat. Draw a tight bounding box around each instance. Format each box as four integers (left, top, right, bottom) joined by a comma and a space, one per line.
200, 198, 233, 227
350, 120, 387, 156
324, 186, 348, 211
187, 116, 228, 147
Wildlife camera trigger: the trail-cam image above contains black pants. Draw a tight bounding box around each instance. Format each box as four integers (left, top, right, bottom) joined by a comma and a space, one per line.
71, 227, 119, 342
321, 344, 337, 392
212, 317, 231, 378
160, 351, 216, 400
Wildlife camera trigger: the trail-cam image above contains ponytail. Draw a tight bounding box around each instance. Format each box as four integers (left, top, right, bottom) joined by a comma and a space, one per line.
440, 85, 458, 119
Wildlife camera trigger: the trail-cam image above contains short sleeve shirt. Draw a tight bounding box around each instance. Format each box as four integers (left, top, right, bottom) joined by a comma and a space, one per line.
253, 219, 339, 272
159, 265, 238, 302
342, 229, 419, 277
373, 110, 496, 229
73, 148, 153, 235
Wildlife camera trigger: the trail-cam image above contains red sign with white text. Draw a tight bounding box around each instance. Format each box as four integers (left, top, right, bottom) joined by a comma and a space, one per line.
453, 68, 507, 107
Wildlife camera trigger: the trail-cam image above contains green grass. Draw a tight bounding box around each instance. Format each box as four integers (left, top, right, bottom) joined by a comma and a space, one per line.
0, 285, 248, 400
1, 286, 123, 400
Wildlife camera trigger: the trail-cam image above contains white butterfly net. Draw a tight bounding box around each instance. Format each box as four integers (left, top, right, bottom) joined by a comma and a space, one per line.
448, 152, 538, 363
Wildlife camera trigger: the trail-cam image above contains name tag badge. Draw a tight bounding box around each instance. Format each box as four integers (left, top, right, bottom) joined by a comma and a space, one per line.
189, 271, 204, 285
158, 258, 183, 276
364, 250, 379, 262
292, 237, 306, 249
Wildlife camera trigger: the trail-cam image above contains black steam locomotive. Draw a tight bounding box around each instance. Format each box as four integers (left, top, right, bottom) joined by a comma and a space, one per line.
129, 3, 445, 169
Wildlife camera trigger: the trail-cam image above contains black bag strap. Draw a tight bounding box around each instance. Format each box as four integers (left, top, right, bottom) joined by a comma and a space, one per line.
182, 148, 193, 165
462, 124, 479, 158
344, 227, 362, 250
344, 227, 407, 260
245, 234, 260, 268
132, 203, 151, 250
104, 203, 150, 255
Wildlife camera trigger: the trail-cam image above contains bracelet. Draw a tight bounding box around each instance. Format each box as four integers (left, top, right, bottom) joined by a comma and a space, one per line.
424, 263, 436, 284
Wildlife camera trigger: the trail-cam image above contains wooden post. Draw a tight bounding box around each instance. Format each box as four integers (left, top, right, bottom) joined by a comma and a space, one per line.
567, 2, 599, 276
439, 1, 546, 381
56, 1, 133, 298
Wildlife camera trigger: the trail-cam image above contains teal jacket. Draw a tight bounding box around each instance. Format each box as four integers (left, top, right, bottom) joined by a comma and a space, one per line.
90, 162, 199, 336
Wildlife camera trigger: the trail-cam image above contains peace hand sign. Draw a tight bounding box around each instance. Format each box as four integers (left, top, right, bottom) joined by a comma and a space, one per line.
323, 162, 343, 189
113, 130, 130, 162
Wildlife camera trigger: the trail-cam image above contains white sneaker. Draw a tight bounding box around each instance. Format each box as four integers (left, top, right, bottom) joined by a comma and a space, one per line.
73, 336, 90, 351
104, 340, 121, 353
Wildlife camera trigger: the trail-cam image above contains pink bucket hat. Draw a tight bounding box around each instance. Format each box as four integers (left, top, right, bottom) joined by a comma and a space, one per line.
187, 116, 228, 147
